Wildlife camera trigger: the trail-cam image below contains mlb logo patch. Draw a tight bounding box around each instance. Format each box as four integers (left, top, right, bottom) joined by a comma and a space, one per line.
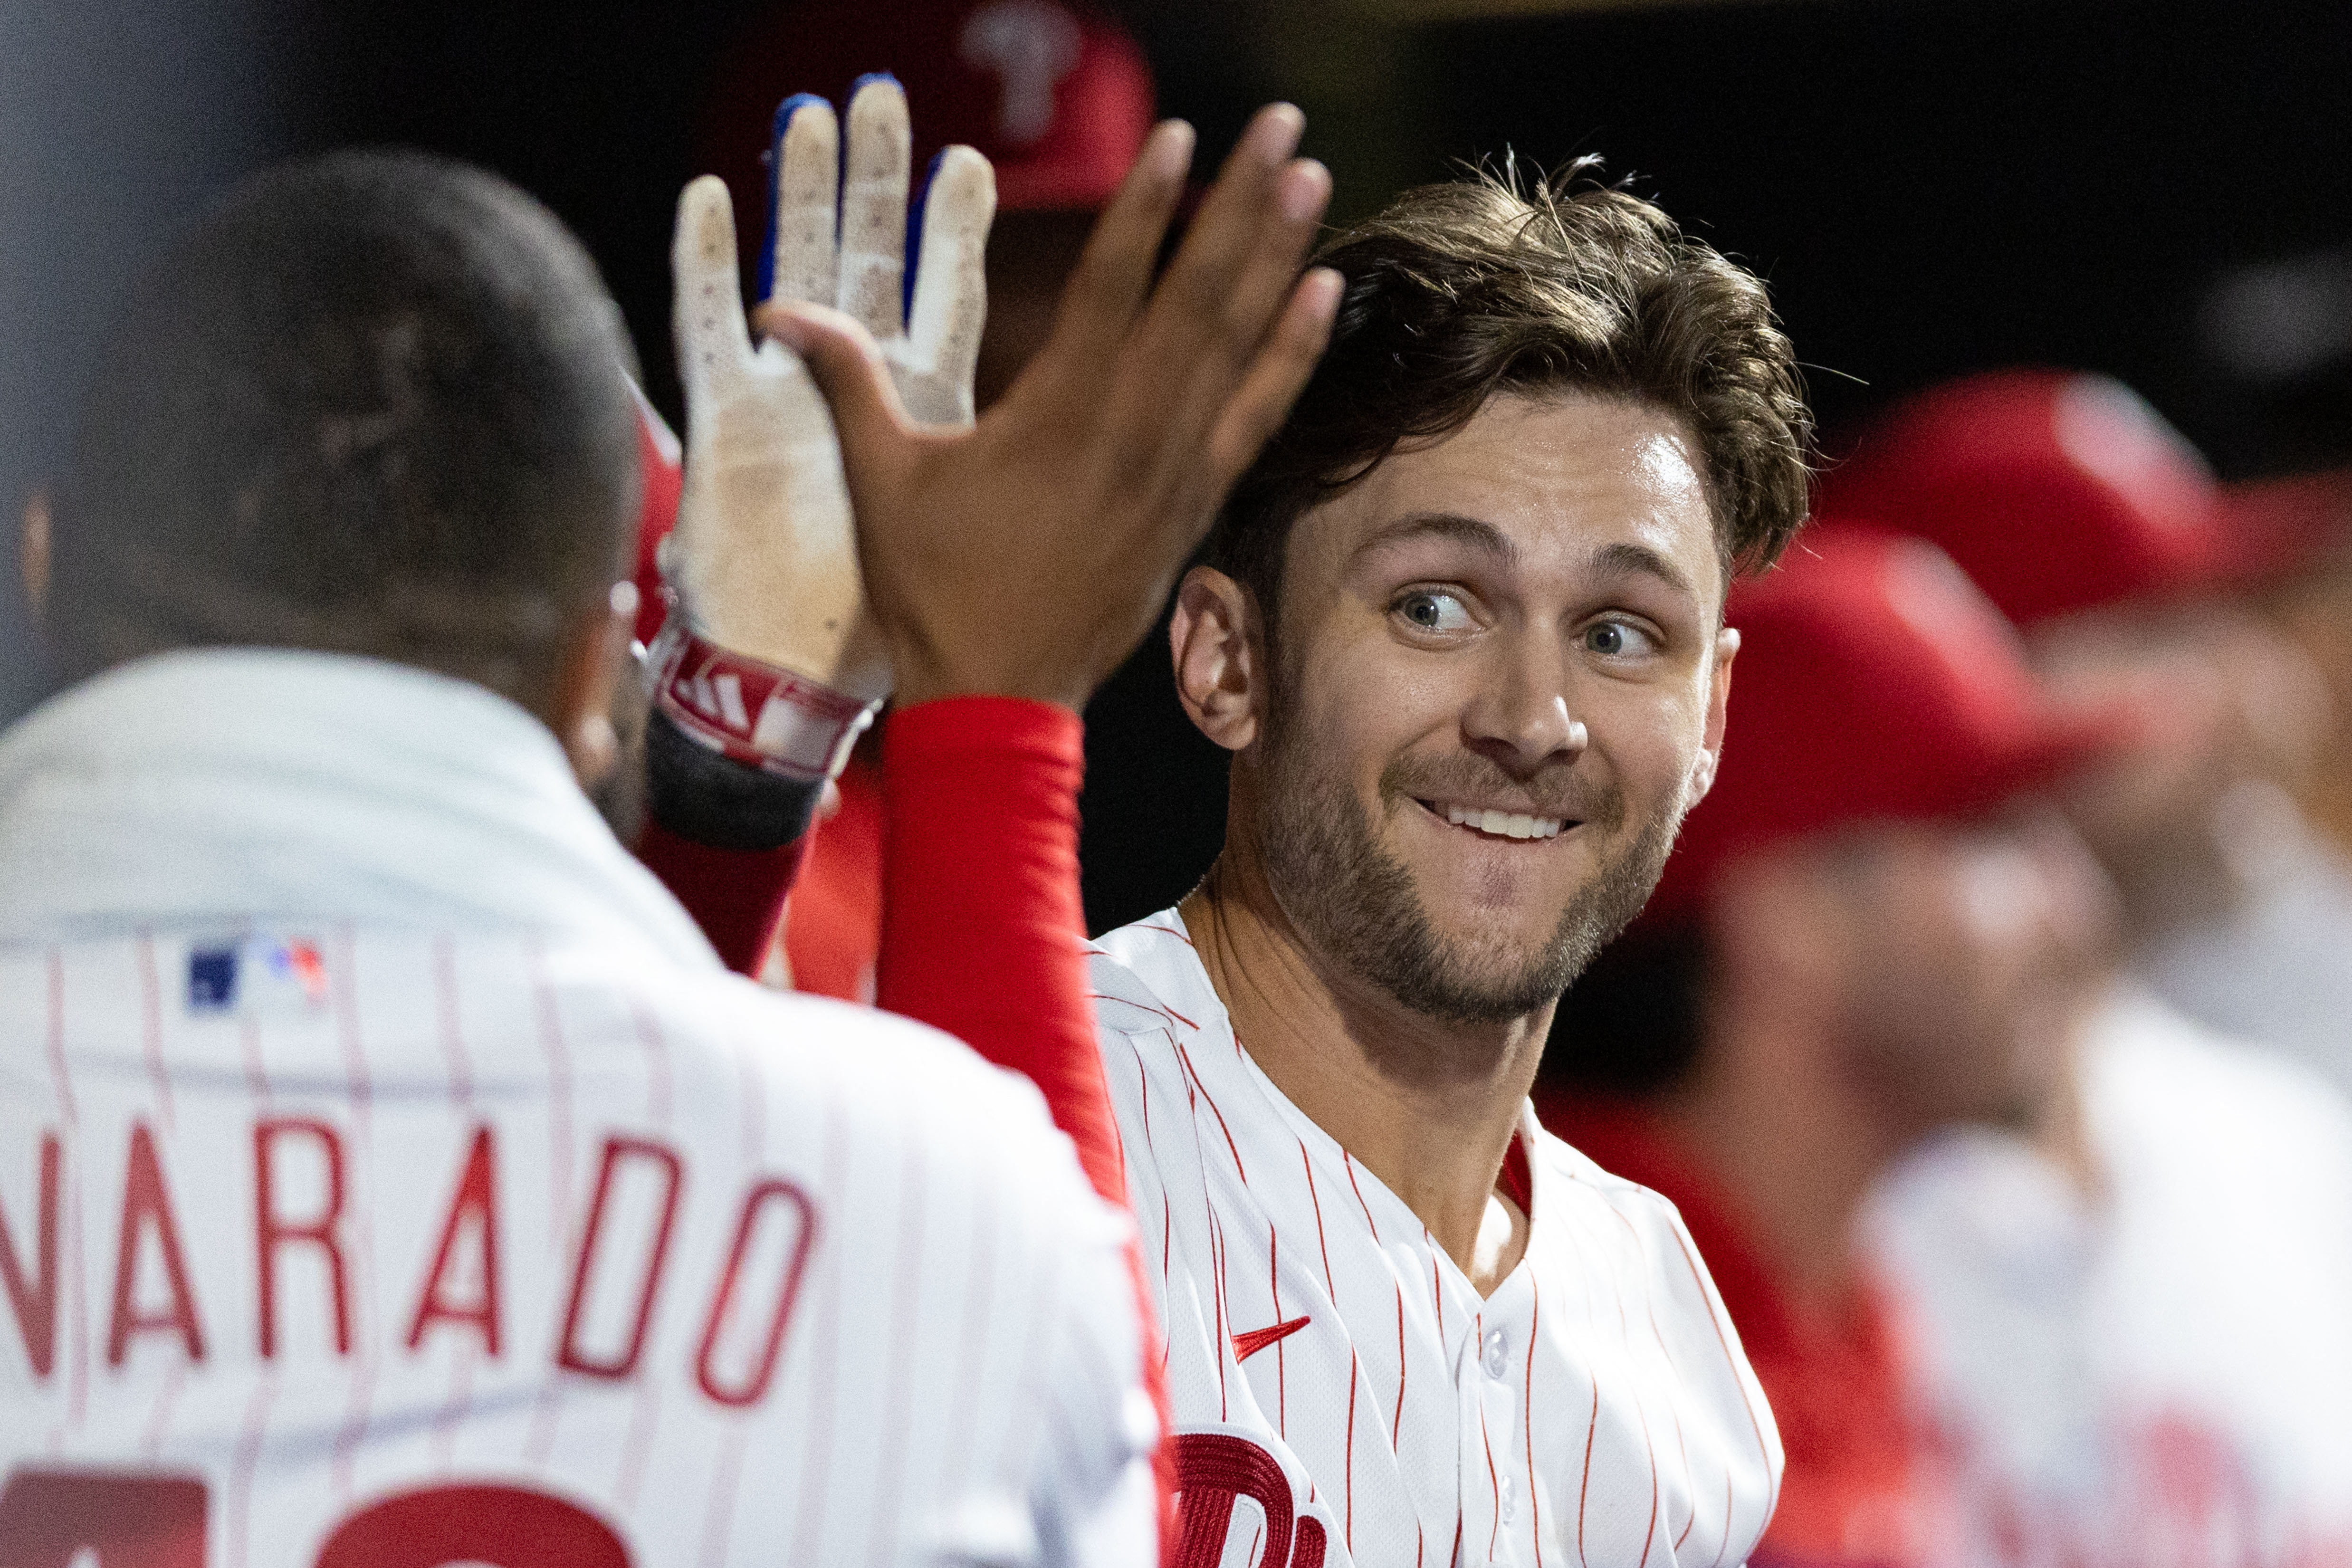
187, 934, 330, 1017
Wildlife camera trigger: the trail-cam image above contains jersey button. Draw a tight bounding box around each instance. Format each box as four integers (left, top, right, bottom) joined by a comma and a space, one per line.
1481, 1327, 1509, 1379
1500, 1470, 1517, 1524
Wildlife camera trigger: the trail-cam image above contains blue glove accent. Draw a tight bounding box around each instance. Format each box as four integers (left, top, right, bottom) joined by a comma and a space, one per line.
760, 92, 832, 303
905, 149, 950, 323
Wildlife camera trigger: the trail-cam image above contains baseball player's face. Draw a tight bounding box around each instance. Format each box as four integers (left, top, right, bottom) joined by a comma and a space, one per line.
1243, 392, 1735, 1023
1822, 807, 2116, 1129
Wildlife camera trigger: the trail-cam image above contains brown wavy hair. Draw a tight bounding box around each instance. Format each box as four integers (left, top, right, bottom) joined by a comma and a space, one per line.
1205, 155, 1814, 621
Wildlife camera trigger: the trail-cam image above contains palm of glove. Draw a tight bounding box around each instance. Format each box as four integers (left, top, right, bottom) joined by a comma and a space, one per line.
666, 77, 994, 708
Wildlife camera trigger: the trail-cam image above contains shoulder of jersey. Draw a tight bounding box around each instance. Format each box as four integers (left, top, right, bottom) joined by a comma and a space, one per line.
1527, 1117, 1692, 1230
586, 954, 1112, 1212
1084, 911, 1205, 1040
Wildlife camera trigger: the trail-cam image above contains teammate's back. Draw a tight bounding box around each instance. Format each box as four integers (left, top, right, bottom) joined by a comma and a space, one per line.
0, 148, 1151, 1564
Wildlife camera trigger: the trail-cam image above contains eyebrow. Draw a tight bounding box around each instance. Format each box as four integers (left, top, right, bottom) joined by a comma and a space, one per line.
1355, 516, 1702, 601
1350, 511, 1518, 568
1592, 540, 1697, 599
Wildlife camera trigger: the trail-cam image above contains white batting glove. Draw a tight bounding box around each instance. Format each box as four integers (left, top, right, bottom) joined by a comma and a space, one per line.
766, 76, 995, 427
651, 77, 994, 783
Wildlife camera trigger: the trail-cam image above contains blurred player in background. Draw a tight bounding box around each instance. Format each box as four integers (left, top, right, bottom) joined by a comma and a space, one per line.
1826, 370, 2352, 1086
1066, 161, 1813, 1563
2251, 482, 2352, 854
1820, 373, 2352, 1565
1540, 522, 2129, 1567
0, 148, 1173, 1561
682, 0, 1157, 999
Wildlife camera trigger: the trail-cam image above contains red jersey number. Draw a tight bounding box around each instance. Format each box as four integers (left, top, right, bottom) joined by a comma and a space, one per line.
0, 1469, 627, 1568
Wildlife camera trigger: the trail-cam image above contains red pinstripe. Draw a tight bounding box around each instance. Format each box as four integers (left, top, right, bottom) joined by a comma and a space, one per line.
328, 926, 380, 1504
138, 1355, 185, 1458
940, 1168, 1002, 1499
1089, 990, 1196, 1037
1174, 1042, 1247, 1183
1342, 1152, 1381, 1242
1299, 1142, 1336, 1303
696, 1421, 752, 1568
1138, 919, 1197, 948
1574, 1369, 1601, 1567
43, 949, 86, 1443
1344, 1361, 1357, 1551
1207, 1202, 1231, 1421
788, 1094, 851, 1558
1525, 1276, 1544, 1567
44, 948, 75, 1125
134, 932, 172, 1131
223, 1370, 277, 1568
628, 995, 674, 1129
524, 941, 575, 1471
614, 1377, 663, 1510
1391, 1282, 1408, 1448
1661, 1212, 1776, 1549
431, 937, 472, 1106
870, 1137, 931, 1554
1482, 1393, 1503, 1560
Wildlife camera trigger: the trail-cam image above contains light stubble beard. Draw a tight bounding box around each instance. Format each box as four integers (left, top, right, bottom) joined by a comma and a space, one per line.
1255, 701, 1687, 1031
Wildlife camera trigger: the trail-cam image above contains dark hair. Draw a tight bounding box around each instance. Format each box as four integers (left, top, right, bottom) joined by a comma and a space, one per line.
1204, 156, 1813, 621
1541, 920, 1711, 1098
51, 149, 639, 709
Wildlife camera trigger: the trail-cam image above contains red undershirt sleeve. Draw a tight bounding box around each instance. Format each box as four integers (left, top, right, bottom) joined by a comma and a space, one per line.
876, 696, 1174, 1546
631, 822, 805, 975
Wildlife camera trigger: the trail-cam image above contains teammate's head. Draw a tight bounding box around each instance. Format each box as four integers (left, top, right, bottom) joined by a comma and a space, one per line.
1551, 526, 2120, 1136
1821, 370, 2330, 941
47, 149, 641, 767
1175, 159, 1811, 1029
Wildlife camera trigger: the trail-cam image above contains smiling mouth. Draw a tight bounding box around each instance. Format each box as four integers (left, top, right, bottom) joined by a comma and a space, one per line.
1418, 798, 1575, 841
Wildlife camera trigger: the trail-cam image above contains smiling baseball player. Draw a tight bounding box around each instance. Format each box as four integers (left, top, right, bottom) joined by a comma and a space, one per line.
1055, 163, 1812, 1565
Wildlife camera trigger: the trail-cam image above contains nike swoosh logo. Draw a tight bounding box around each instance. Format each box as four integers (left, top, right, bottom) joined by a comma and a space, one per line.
1232, 1315, 1311, 1363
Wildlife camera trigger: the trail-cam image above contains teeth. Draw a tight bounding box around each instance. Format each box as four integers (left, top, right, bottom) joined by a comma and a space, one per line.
1439, 803, 1565, 840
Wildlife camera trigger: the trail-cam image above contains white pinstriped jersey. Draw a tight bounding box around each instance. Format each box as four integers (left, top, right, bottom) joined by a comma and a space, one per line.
0, 650, 1156, 1568
1089, 910, 1782, 1568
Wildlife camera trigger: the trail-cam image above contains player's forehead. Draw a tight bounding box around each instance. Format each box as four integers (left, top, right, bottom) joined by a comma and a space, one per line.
1287, 391, 1725, 608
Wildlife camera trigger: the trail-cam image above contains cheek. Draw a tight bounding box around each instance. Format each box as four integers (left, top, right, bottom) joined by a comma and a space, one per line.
1580, 680, 1704, 809
1293, 633, 1474, 773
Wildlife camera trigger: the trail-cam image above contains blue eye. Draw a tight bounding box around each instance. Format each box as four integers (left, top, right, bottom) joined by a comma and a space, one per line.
1583, 620, 1655, 657
1397, 591, 1475, 633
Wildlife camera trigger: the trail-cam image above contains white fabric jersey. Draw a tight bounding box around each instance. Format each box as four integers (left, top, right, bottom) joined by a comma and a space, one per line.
2135, 784, 2352, 1095
0, 650, 1155, 1568
1089, 910, 1781, 1568
1866, 987, 2352, 1568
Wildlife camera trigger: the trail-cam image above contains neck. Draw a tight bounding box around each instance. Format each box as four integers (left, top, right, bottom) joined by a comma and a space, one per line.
1181, 846, 1544, 1289
1660, 999, 1899, 1317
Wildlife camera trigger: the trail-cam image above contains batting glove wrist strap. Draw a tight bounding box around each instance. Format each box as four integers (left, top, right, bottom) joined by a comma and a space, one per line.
649, 617, 877, 783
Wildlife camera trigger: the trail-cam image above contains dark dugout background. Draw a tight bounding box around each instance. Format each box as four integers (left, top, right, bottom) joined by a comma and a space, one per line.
6, 0, 2349, 930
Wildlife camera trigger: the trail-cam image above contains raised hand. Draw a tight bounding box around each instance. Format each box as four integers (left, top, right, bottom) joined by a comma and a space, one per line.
764, 103, 1341, 714
653, 80, 993, 782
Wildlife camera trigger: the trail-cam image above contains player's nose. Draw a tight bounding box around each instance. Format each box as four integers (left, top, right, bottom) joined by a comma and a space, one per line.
1461, 632, 1588, 772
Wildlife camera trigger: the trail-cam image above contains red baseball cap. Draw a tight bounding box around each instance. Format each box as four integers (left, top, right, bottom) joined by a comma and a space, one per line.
1649, 523, 2133, 916
700, 0, 1154, 246
1819, 369, 2331, 625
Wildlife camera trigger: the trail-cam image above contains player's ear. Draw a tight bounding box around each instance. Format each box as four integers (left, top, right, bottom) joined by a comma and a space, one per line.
551, 580, 640, 791
1171, 564, 1263, 753
20, 484, 51, 626
1688, 625, 1739, 803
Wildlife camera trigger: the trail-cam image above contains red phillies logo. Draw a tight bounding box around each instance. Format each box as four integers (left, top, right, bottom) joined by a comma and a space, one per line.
1170, 1433, 1330, 1568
